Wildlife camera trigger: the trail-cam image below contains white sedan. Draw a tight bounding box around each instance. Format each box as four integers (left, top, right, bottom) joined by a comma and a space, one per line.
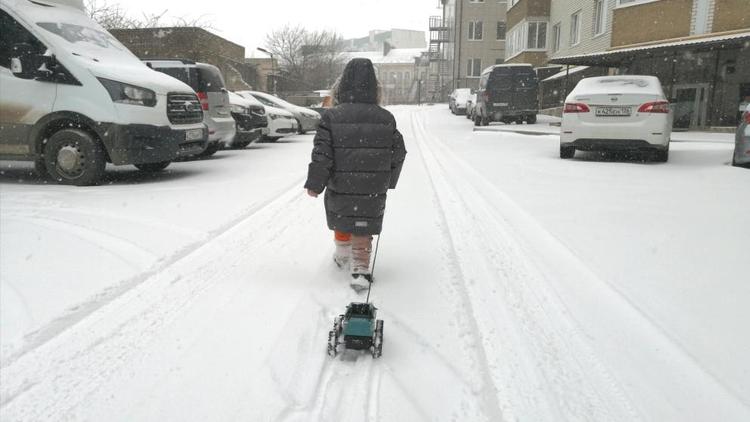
560, 75, 672, 162
236, 92, 298, 141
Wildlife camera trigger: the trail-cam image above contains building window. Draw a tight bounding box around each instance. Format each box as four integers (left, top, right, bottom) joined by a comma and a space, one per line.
496, 22, 506, 40
527, 21, 547, 49
467, 58, 482, 77
469, 21, 483, 40
551, 22, 561, 52
593, 0, 606, 36
570, 11, 581, 46
470, 0, 485, 2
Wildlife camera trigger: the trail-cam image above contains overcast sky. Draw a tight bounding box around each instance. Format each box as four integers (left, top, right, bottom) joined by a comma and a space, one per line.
120, 0, 439, 57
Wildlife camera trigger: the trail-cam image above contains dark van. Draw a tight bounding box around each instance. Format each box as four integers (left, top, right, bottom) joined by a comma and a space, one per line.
474, 64, 539, 126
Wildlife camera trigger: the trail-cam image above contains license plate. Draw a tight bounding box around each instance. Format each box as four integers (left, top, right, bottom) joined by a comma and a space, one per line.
185, 128, 203, 141
493, 102, 509, 107
596, 106, 631, 117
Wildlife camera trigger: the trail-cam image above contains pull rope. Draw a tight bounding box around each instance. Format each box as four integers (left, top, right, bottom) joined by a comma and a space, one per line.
366, 234, 381, 304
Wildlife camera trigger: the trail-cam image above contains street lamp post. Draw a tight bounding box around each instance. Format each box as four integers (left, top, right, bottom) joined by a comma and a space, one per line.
257, 47, 277, 95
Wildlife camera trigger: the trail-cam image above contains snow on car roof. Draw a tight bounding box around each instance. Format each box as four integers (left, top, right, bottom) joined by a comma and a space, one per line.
571, 75, 663, 95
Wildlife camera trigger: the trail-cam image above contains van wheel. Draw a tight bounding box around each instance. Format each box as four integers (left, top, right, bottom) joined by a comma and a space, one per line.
44, 129, 106, 186
135, 161, 171, 172
526, 114, 537, 124
560, 146, 575, 159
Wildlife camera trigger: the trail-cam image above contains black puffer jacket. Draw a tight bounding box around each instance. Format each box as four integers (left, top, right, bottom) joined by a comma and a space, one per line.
304, 59, 406, 235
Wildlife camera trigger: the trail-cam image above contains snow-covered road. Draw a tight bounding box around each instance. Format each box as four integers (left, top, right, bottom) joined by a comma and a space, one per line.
1, 105, 748, 421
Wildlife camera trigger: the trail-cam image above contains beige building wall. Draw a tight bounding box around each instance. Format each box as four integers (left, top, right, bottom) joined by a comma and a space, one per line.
713, 0, 750, 32
611, 0, 693, 46
454, 0, 508, 90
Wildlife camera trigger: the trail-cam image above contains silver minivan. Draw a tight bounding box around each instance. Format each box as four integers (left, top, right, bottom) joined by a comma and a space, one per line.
144, 59, 236, 156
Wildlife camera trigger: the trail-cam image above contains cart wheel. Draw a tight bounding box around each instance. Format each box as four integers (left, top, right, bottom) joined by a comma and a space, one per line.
334, 315, 344, 336
327, 330, 338, 357
372, 320, 384, 358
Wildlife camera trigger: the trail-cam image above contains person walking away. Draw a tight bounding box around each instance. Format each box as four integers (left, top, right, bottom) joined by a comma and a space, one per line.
304, 58, 406, 286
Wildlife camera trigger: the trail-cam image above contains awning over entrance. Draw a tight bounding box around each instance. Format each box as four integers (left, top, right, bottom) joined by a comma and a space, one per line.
549, 30, 750, 67
542, 66, 589, 82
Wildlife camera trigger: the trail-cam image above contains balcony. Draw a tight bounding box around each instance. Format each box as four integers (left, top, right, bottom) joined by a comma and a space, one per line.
429, 16, 448, 31
430, 29, 450, 43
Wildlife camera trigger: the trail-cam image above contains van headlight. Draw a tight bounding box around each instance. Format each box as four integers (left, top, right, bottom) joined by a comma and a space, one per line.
98, 78, 157, 107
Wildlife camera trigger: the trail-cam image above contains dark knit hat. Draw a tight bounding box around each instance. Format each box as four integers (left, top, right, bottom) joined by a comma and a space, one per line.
336, 58, 379, 104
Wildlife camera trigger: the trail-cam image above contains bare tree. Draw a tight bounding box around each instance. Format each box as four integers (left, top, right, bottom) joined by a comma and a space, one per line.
86, 0, 214, 30
265, 25, 346, 92
85, 0, 136, 29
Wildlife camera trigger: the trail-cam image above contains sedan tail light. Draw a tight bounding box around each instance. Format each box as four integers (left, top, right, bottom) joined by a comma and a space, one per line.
563, 102, 590, 113
638, 101, 670, 113
197, 91, 209, 111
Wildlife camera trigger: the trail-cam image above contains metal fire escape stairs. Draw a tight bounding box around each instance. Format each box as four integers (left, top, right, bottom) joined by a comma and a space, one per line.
428, 15, 450, 101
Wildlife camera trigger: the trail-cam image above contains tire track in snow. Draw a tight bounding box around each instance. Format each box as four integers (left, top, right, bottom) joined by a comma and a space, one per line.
415, 106, 750, 420
1, 177, 306, 367
410, 109, 641, 421
403, 110, 506, 422
0, 179, 311, 420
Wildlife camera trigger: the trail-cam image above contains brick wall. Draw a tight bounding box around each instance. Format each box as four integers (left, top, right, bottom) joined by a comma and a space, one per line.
611, 0, 692, 47
713, 0, 750, 32
111, 27, 253, 91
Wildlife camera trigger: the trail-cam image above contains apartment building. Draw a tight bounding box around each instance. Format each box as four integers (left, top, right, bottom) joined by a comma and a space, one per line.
344, 29, 426, 52
428, 0, 509, 99
550, 0, 750, 129
539, 0, 618, 110
343, 46, 426, 105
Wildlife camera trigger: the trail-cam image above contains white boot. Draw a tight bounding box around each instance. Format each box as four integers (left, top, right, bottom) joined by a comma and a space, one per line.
333, 239, 350, 269
350, 235, 373, 282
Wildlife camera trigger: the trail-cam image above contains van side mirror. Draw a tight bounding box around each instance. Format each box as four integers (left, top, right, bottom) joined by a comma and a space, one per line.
10, 43, 55, 80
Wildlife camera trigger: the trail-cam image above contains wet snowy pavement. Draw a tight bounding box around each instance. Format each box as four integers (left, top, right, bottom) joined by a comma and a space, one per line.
1, 105, 749, 421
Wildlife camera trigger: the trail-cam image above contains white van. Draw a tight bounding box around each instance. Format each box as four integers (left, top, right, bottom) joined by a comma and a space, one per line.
0, 0, 207, 185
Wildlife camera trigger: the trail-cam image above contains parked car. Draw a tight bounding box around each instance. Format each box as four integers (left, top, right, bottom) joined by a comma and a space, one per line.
239, 91, 320, 134
236, 92, 298, 141
449, 88, 471, 115
227, 91, 267, 148
560, 75, 672, 162
0, 0, 207, 185
733, 103, 750, 168
474, 64, 538, 126
466, 93, 477, 120
144, 59, 235, 156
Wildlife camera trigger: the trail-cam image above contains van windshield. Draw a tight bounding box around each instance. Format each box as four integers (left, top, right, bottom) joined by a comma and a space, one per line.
37, 22, 126, 52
